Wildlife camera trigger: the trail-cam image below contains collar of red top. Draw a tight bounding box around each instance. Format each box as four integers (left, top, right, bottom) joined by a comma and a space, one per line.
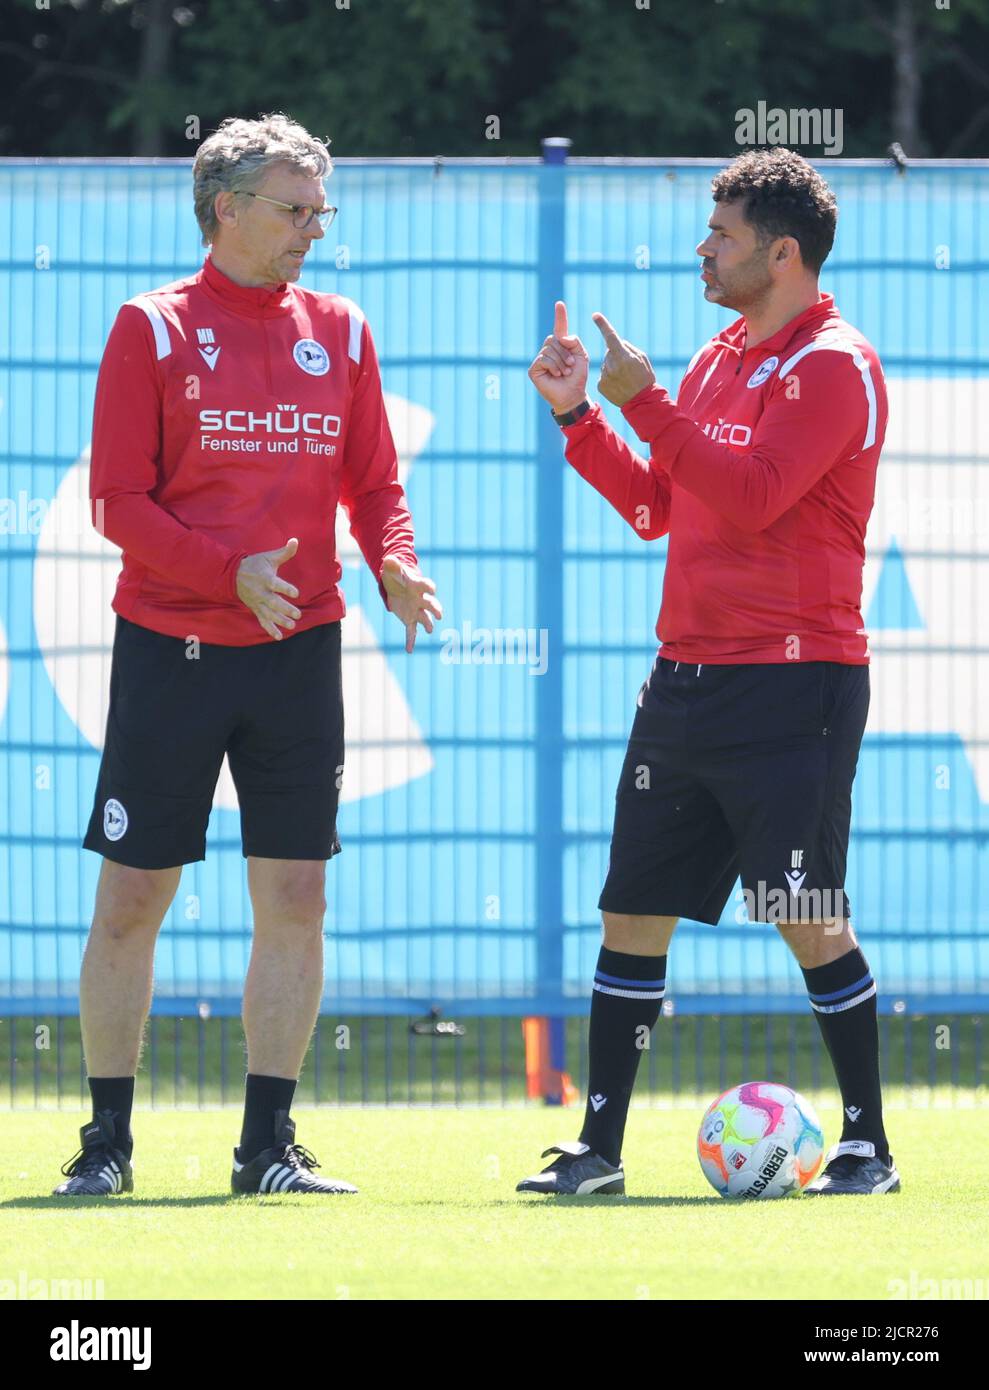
717, 291, 838, 362
200, 254, 295, 317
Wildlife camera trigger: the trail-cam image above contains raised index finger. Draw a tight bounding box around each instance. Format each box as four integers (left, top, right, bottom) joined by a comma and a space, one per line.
553, 300, 569, 339
592, 312, 622, 349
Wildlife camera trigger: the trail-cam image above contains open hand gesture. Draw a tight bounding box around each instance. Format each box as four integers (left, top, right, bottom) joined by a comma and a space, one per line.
382, 555, 444, 653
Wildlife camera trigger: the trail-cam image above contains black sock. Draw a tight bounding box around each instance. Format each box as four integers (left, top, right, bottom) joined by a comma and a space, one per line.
88, 1076, 135, 1157
239, 1074, 298, 1161
802, 947, 889, 1163
578, 948, 666, 1167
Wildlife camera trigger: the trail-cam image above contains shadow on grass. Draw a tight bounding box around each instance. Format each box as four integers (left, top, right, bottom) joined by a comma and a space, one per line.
1, 1191, 731, 1210
497, 1194, 726, 1207
0, 1195, 318, 1210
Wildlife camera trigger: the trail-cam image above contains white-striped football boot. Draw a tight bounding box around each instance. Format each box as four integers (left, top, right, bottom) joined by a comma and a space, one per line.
803, 1140, 901, 1195
53, 1110, 133, 1196
516, 1141, 625, 1195
231, 1110, 357, 1195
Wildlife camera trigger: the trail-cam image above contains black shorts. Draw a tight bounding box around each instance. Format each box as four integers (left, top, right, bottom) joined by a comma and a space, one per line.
598, 655, 869, 925
83, 616, 344, 869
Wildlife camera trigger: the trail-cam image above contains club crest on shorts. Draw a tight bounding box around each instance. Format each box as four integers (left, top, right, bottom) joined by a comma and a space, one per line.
746, 355, 779, 388
293, 339, 330, 375
103, 798, 128, 841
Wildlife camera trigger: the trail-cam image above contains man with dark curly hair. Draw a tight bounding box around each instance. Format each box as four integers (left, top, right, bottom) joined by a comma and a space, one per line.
522, 147, 897, 1198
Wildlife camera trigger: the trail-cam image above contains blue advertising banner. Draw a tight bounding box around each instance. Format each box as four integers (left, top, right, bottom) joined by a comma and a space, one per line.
1, 157, 987, 1013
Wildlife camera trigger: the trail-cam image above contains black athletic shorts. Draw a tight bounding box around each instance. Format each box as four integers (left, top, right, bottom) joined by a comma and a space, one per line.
83, 616, 344, 869
598, 655, 870, 925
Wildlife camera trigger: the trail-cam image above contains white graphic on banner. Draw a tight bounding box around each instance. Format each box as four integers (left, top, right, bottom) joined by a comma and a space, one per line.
861, 377, 989, 800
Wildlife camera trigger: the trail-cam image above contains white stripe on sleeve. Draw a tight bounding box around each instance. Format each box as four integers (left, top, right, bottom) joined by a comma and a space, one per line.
126, 295, 171, 360
336, 296, 366, 364
777, 334, 878, 453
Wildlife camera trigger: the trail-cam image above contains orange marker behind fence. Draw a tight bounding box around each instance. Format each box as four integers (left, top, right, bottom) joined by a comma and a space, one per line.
522, 1017, 578, 1105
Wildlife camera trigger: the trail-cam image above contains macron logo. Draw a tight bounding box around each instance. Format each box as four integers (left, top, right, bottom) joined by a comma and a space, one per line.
590, 1093, 607, 1113
197, 327, 220, 371
845, 1105, 862, 1123
50, 1320, 151, 1371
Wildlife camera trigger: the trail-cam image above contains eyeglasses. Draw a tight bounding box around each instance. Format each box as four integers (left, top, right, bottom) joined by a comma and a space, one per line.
240, 192, 337, 230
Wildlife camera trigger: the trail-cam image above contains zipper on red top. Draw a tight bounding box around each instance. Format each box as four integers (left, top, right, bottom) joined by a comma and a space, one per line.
260, 315, 272, 393
735, 328, 747, 374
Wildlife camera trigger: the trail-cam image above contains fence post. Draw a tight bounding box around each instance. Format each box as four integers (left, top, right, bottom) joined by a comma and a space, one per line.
532, 136, 574, 1103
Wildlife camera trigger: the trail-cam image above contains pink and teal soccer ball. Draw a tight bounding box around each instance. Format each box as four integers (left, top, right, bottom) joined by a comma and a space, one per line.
697, 1081, 824, 1199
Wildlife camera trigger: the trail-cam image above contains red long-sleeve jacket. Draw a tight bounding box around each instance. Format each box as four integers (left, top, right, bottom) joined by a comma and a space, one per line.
89, 255, 418, 644
562, 293, 887, 664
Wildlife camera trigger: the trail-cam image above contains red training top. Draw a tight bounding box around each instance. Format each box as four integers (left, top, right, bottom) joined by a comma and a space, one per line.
562, 293, 888, 664
90, 254, 418, 645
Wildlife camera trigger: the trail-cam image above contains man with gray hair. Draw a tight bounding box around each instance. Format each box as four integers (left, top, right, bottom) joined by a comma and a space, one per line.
55, 113, 441, 1197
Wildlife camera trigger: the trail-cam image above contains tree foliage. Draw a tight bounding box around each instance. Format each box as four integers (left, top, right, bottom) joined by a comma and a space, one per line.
2, 0, 988, 158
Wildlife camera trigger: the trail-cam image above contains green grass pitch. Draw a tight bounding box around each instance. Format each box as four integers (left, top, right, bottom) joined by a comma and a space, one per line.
1, 1105, 985, 1300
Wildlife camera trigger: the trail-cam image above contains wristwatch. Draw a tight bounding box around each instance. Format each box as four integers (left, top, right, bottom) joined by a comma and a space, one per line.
551, 399, 591, 428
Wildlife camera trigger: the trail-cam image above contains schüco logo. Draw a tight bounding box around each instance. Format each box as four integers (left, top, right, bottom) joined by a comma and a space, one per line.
700, 420, 753, 447
742, 1144, 789, 1197
198, 406, 341, 436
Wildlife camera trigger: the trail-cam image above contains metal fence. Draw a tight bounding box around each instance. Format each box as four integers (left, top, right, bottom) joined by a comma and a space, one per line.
3, 1013, 984, 1109
1, 152, 987, 1100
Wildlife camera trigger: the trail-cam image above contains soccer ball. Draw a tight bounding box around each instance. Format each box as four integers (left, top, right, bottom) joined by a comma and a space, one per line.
697, 1081, 824, 1199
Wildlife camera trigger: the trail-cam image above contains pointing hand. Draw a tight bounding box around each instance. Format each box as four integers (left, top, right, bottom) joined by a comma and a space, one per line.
592, 312, 655, 407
